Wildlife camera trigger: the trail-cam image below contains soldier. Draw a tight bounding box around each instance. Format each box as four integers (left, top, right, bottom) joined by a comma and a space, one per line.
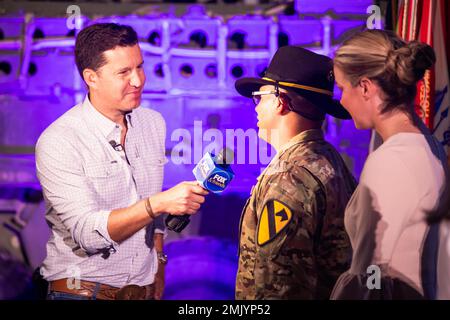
234, 46, 357, 299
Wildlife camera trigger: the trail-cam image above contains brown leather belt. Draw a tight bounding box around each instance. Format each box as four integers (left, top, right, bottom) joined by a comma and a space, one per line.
49, 278, 154, 300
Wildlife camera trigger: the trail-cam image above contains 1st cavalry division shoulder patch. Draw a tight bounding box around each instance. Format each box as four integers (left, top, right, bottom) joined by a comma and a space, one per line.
257, 199, 293, 246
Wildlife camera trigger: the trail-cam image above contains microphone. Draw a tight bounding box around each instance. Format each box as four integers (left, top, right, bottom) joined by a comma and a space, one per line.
165, 148, 235, 233
109, 140, 124, 152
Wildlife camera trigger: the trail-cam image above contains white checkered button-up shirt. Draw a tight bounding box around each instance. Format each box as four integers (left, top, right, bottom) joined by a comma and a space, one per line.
36, 96, 167, 287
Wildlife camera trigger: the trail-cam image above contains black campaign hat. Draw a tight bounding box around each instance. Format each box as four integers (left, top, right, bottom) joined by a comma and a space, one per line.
235, 46, 351, 119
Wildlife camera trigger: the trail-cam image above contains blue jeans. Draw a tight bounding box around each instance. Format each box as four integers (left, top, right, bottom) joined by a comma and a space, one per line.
47, 291, 91, 300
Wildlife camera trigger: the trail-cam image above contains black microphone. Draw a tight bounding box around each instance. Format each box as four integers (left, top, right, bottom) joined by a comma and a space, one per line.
165, 148, 235, 233
109, 140, 124, 152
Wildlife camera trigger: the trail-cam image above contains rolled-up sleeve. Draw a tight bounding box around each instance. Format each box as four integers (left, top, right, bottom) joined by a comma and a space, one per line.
36, 131, 118, 254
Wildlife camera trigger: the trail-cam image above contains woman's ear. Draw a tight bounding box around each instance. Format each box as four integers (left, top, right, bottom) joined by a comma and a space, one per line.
359, 77, 374, 101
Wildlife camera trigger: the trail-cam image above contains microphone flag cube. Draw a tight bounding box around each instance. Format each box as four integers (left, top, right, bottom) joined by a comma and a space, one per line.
192, 152, 235, 193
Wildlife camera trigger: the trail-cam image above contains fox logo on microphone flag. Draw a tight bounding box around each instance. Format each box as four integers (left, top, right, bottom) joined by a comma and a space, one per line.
192, 152, 234, 193
207, 173, 228, 189
257, 199, 293, 246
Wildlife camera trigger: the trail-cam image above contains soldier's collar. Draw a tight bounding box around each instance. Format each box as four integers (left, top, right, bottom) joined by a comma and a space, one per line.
278, 129, 324, 154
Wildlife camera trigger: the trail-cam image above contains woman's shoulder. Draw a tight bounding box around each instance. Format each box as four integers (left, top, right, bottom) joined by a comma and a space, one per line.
366, 133, 443, 180
360, 142, 417, 197
364, 143, 407, 174
364, 133, 430, 169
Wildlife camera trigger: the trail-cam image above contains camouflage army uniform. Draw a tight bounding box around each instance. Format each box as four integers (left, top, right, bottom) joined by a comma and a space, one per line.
236, 129, 356, 300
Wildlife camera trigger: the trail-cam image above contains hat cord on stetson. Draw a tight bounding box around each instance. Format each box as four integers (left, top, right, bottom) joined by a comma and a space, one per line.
262, 77, 333, 96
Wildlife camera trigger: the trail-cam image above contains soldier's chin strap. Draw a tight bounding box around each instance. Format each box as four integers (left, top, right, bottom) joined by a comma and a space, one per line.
274, 81, 280, 97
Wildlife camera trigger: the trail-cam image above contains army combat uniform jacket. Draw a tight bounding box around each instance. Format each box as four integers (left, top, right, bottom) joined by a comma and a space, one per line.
236, 129, 357, 299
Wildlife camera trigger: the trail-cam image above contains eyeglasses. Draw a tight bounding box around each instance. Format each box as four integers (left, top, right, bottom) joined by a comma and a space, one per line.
251, 82, 280, 105
251, 89, 280, 106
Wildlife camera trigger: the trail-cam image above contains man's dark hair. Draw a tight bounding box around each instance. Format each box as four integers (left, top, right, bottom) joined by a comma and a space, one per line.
75, 23, 138, 78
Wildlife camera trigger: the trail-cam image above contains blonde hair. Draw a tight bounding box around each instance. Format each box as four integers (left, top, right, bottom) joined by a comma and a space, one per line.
334, 29, 436, 114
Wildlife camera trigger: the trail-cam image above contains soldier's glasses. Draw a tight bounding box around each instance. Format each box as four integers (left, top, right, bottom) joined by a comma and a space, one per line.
251, 83, 280, 106
251, 90, 280, 106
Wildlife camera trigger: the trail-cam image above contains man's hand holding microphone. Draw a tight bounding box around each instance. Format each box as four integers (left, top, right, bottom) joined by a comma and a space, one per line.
108, 149, 234, 242
148, 181, 209, 217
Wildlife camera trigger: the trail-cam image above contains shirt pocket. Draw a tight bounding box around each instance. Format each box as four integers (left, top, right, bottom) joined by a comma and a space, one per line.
84, 161, 122, 177
143, 156, 167, 194
84, 162, 127, 202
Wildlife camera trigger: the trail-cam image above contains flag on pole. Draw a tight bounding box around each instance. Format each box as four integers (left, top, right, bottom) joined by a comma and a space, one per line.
396, 0, 450, 158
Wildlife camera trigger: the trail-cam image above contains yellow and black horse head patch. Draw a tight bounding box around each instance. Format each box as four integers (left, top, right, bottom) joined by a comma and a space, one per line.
257, 199, 293, 246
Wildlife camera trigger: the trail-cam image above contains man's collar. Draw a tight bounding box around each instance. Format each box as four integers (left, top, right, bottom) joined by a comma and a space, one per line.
278, 129, 324, 154
82, 95, 135, 138
289, 129, 324, 144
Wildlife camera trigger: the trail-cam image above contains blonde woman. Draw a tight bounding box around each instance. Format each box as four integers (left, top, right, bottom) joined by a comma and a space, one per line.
331, 29, 449, 299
